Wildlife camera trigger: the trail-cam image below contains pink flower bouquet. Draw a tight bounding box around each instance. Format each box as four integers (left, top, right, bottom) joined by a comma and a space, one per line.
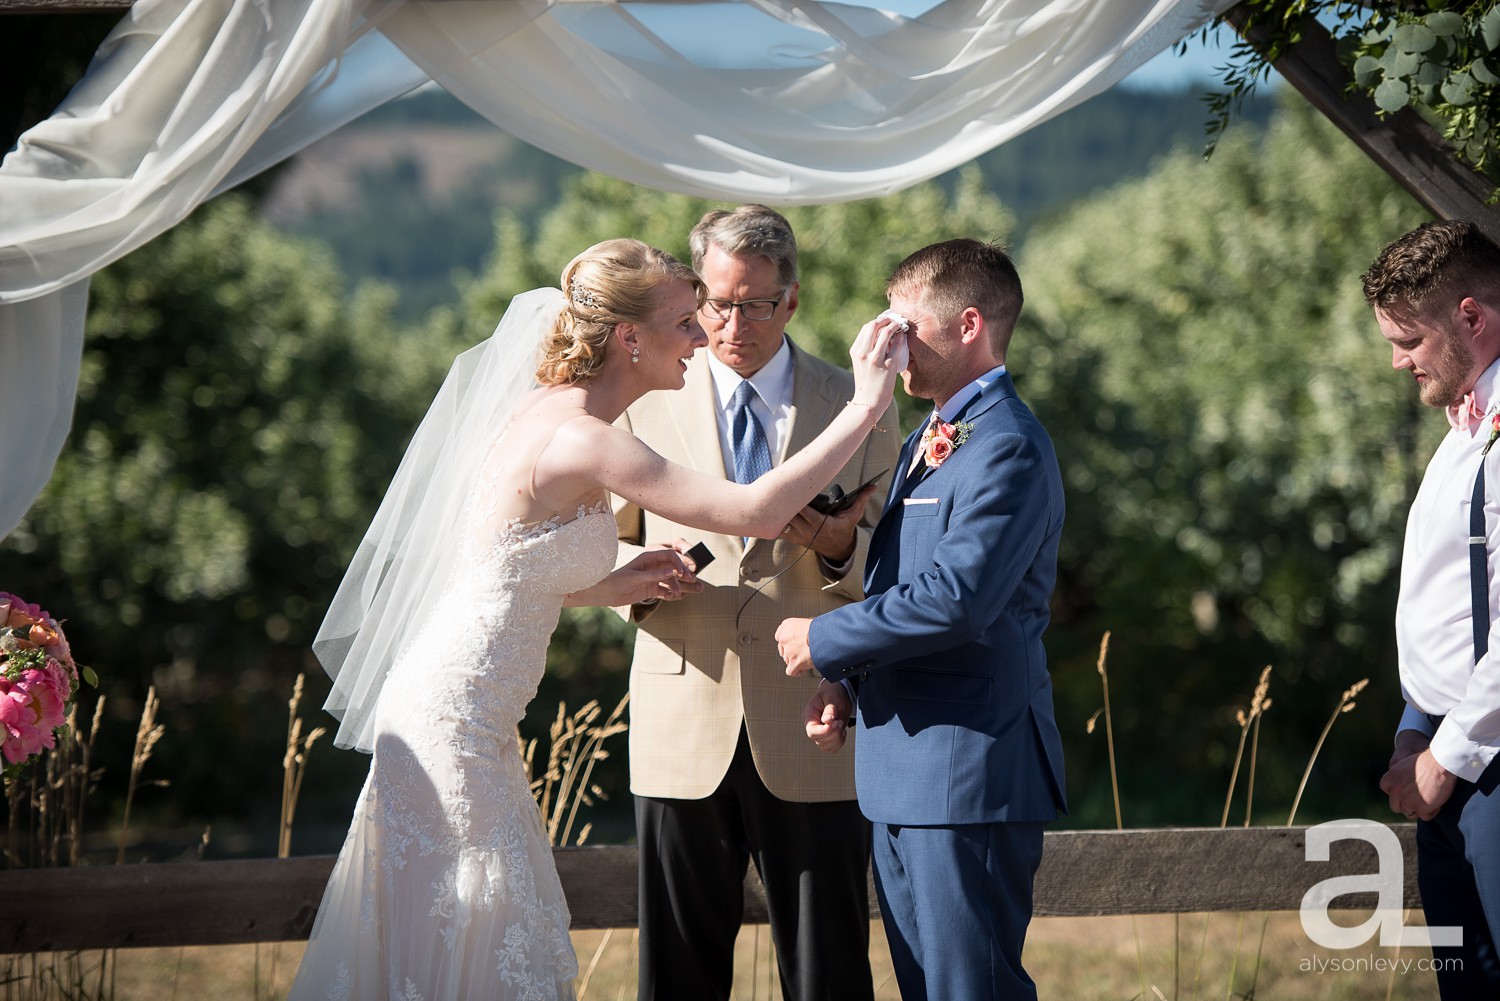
0, 593, 93, 778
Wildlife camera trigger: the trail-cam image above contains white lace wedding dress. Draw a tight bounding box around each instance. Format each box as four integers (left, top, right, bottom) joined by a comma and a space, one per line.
288, 502, 618, 1001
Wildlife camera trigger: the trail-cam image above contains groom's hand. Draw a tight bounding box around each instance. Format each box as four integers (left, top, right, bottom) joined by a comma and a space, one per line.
804, 680, 852, 754
777, 617, 816, 676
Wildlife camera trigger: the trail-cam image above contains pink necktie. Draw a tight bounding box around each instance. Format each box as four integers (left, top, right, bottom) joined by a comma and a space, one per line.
1449, 392, 1485, 432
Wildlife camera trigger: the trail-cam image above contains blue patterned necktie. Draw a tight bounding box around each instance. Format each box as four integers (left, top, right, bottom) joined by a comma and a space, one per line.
730, 380, 772, 485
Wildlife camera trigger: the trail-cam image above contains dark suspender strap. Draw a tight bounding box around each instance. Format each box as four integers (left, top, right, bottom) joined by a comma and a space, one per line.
1472, 458, 1489, 662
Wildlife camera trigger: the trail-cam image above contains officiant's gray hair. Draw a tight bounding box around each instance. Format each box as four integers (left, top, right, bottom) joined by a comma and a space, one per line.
887, 238, 1023, 356
540, 239, 703, 385
1363, 219, 1500, 318
689, 204, 799, 287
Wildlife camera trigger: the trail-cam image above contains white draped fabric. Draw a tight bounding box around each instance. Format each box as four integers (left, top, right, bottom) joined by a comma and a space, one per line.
0, 0, 1234, 537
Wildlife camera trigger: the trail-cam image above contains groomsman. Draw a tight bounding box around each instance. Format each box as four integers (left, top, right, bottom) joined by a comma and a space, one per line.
614, 204, 899, 1001
778, 238, 1067, 1001
1363, 219, 1500, 999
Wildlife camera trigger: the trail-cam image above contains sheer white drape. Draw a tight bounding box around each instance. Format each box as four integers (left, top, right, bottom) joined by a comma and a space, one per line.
0, 0, 1234, 537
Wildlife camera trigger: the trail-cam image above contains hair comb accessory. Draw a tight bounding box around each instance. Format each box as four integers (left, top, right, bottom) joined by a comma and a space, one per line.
569, 278, 605, 311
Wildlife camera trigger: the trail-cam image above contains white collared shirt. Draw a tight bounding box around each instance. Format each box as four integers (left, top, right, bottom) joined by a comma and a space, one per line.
707, 336, 794, 474
935, 364, 1007, 423
1396, 355, 1500, 780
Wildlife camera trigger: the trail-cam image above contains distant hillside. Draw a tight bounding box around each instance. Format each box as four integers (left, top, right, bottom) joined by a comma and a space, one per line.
965, 86, 1276, 237
261, 84, 1273, 320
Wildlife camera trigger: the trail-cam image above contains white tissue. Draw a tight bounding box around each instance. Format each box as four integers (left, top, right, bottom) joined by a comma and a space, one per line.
878, 309, 911, 333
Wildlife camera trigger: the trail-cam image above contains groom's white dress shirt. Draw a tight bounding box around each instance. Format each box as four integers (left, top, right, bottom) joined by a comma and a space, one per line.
939, 365, 1006, 422
1397, 355, 1500, 781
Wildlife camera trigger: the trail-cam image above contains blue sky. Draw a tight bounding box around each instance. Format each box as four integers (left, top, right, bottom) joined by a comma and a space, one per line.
1123, 21, 1246, 91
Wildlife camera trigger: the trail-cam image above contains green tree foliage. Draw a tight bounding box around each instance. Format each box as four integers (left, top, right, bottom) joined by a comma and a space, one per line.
0, 195, 444, 839
1014, 97, 1433, 825
1206, 2, 1500, 183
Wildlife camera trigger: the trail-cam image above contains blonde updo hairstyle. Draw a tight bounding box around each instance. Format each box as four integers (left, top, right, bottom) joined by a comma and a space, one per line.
537, 238, 704, 386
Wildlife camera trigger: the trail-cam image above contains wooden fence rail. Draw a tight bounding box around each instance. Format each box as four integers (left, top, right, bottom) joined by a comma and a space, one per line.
0, 825, 1420, 953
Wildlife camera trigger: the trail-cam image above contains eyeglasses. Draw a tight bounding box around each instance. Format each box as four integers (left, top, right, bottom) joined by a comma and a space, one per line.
701, 289, 787, 323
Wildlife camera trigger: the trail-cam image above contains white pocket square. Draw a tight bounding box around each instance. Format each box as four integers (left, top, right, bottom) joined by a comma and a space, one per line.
903, 497, 939, 506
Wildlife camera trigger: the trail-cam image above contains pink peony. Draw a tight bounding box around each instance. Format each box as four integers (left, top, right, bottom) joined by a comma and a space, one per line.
0, 671, 63, 766
43, 656, 73, 704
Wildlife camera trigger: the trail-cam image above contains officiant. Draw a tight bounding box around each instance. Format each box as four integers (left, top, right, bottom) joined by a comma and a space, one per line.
613, 204, 900, 1001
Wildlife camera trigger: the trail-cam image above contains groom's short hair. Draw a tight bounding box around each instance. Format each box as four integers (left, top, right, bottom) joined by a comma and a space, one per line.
887, 238, 1022, 356
1363, 219, 1500, 318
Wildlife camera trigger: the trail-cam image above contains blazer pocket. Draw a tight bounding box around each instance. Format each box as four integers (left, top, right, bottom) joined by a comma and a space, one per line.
893, 667, 991, 705
634, 634, 687, 675
898, 497, 944, 578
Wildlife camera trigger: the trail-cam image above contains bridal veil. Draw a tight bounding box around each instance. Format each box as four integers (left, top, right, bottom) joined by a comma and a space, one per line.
313, 287, 565, 752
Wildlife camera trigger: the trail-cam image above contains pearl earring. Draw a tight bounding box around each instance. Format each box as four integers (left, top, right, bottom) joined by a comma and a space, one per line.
631, 347, 640, 364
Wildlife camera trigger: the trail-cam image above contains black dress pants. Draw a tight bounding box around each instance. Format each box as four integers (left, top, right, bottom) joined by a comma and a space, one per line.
635, 727, 874, 1001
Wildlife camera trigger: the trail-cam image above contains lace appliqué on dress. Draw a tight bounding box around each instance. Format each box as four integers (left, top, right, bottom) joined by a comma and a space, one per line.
288, 506, 616, 1001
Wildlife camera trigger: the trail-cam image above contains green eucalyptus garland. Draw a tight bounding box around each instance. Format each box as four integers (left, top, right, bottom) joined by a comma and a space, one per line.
1199, 2, 1500, 186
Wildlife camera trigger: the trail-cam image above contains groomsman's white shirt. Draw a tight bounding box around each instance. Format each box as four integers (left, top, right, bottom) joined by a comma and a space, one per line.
1397, 355, 1500, 780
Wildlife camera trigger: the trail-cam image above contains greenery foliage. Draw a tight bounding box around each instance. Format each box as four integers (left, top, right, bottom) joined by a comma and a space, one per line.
1204, 1, 1500, 183
1016, 97, 1431, 823
0, 196, 451, 840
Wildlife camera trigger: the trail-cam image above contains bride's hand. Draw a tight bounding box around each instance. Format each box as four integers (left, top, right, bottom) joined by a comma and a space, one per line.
564, 546, 702, 608
849, 313, 908, 412
618, 547, 703, 605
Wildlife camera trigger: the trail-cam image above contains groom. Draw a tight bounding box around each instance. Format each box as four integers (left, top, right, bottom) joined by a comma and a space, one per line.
776, 239, 1067, 1001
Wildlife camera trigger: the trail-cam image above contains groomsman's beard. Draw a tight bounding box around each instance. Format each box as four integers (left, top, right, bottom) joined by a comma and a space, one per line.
1417, 328, 1481, 409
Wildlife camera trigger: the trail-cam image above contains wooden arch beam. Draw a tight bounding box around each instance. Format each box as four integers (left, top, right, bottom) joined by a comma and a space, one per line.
1224, 3, 1500, 239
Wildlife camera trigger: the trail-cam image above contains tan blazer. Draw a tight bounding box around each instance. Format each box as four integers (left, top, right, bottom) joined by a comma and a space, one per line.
615, 341, 902, 801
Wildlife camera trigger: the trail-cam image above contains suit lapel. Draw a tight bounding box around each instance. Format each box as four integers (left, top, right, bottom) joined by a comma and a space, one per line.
666, 353, 732, 481
747, 341, 835, 559
780, 341, 838, 464
884, 426, 926, 515
899, 373, 1017, 492
869, 374, 1020, 579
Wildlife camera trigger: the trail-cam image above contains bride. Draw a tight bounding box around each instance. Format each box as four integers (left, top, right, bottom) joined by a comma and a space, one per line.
288, 238, 905, 1000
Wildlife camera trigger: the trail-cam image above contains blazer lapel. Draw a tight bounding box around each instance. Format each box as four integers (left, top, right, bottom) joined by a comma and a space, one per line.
883, 425, 927, 515
747, 340, 836, 558
779, 340, 838, 463
898, 373, 1018, 492
667, 353, 733, 481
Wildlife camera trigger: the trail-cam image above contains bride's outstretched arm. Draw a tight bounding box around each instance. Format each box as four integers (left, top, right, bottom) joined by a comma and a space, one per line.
555, 316, 905, 538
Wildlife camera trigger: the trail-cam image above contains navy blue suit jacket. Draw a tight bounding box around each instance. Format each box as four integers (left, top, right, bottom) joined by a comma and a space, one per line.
808, 372, 1067, 826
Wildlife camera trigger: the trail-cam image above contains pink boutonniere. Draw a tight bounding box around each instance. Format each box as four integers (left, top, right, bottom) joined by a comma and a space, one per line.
1486, 412, 1500, 456
921, 419, 974, 469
